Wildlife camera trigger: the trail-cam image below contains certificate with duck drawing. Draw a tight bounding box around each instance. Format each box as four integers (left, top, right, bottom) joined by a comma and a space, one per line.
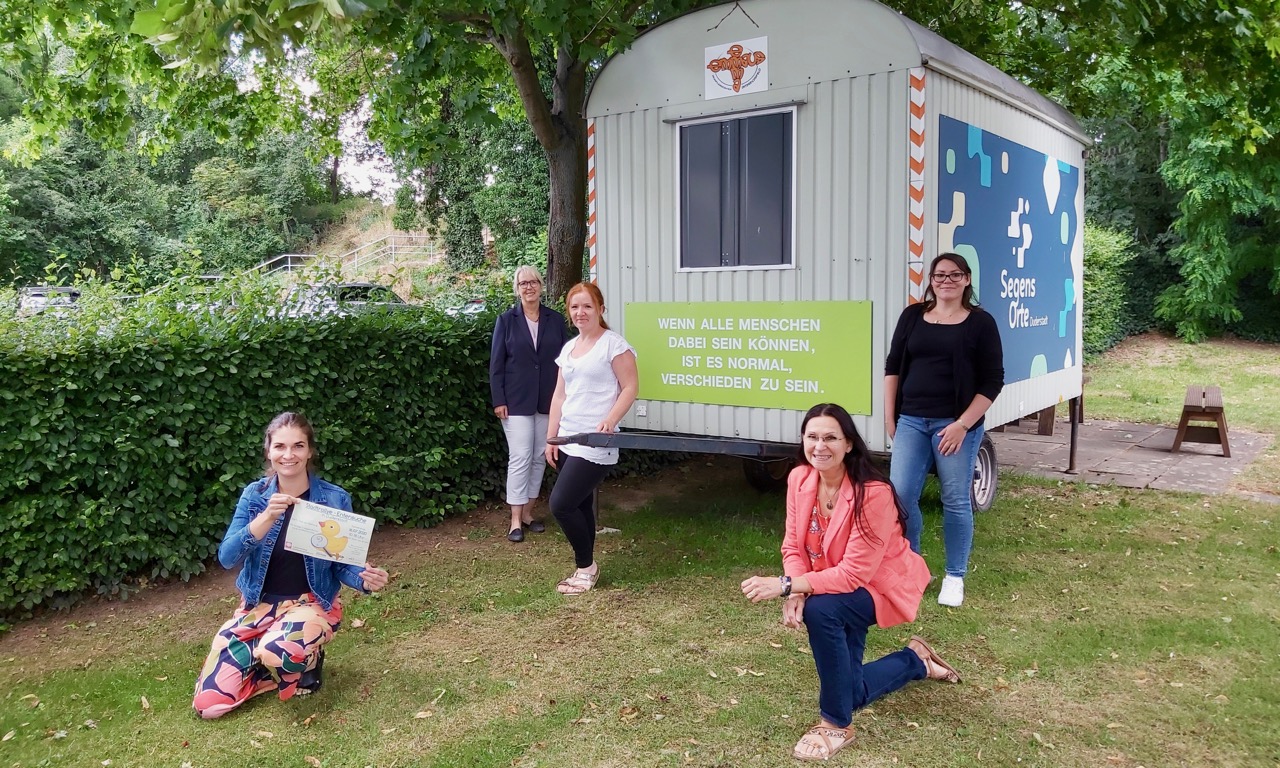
283, 501, 374, 566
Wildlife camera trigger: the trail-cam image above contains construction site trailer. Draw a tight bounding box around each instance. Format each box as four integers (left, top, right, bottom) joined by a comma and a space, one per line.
579, 0, 1087, 502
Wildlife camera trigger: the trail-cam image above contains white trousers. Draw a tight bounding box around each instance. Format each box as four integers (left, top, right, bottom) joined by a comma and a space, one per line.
501, 413, 550, 505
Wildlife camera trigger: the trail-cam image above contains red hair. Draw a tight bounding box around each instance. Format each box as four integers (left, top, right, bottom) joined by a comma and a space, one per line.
565, 282, 609, 330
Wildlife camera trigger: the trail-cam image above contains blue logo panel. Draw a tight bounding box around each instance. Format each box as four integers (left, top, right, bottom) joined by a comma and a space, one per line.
938, 115, 1080, 384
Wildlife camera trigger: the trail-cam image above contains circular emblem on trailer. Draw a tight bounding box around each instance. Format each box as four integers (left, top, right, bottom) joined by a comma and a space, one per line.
706, 43, 767, 94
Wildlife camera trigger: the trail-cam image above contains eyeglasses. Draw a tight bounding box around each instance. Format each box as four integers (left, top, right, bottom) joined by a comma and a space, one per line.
517, 280, 541, 289
930, 272, 966, 283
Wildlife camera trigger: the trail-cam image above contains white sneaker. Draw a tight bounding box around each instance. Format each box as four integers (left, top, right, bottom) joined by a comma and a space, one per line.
938, 575, 965, 607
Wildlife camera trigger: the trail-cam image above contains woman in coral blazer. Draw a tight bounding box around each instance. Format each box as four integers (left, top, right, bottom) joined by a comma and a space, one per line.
742, 403, 960, 761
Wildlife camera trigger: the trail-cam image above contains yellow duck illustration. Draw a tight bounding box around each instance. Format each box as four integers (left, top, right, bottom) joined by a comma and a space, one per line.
318, 520, 349, 558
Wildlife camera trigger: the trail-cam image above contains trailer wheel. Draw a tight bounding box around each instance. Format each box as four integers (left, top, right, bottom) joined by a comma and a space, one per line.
742, 457, 795, 493
970, 434, 998, 512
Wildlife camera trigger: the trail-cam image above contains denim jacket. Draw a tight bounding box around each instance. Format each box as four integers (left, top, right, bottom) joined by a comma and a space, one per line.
217, 474, 368, 611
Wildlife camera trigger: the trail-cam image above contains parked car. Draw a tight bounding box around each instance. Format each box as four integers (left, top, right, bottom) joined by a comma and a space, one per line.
17, 286, 81, 318
283, 282, 409, 318
173, 274, 234, 314
444, 298, 487, 318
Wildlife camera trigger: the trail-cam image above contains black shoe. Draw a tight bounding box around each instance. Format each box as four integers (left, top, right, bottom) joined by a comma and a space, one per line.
526, 519, 546, 533
299, 648, 324, 694
507, 527, 525, 542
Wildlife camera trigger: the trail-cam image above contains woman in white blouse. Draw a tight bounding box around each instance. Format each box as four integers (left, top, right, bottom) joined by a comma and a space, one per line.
544, 282, 639, 595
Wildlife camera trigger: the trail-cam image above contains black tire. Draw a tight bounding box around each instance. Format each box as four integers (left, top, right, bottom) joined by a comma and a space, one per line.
742, 457, 795, 493
970, 433, 998, 512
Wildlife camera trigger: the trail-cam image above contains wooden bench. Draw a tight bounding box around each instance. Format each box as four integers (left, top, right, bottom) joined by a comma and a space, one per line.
1171, 385, 1231, 457
987, 405, 1058, 436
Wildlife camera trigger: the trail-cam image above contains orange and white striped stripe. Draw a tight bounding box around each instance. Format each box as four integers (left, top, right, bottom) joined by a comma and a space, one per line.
907, 68, 926, 303
587, 118, 598, 284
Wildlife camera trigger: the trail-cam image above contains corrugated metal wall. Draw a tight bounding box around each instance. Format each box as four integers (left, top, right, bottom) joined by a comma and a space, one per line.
924, 71, 1086, 428
598, 70, 912, 447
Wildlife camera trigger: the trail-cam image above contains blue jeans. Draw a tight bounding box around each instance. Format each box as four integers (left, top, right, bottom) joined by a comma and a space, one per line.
889, 415, 984, 578
803, 589, 926, 728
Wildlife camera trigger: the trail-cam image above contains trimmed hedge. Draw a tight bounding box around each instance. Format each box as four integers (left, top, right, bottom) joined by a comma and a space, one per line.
0, 295, 504, 622
1083, 222, 1138, 359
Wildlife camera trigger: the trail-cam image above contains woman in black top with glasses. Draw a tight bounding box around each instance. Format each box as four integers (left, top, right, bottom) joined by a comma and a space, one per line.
884, 253, 1003, 608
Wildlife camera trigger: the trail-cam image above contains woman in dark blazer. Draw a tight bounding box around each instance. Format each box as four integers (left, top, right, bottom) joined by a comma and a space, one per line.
489, 265, 569, 542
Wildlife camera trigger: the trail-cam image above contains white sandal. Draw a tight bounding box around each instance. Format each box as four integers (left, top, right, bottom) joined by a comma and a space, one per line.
556, 567, 598, 595
793, 723, 853, 761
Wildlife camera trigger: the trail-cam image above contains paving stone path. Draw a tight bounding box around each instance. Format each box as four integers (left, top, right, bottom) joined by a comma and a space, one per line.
990, 418, 1276, 501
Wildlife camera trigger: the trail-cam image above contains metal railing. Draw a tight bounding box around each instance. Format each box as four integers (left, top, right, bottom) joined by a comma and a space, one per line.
249, 253, 329, 274
247, 235, 439, 277
341, 234, 439, 275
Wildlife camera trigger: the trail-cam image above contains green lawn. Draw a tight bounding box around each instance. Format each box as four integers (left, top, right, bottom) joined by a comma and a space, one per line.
1079, 333, 1280, 494
2, 459, 1277, 767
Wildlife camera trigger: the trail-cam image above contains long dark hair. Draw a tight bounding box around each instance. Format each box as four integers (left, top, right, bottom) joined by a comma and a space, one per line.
797, 403, 908, 539
922, 252, 979, 312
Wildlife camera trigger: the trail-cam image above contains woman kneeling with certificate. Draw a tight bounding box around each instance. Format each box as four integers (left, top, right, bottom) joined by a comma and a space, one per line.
193, 412, 388, 718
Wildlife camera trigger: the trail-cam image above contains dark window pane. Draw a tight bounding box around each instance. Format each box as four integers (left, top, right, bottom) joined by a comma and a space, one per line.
738, 113, 791, 266
679, 111, 792, 269
680, 122, 724, 268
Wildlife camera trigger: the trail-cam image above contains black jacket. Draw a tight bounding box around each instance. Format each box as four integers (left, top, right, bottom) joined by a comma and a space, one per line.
884, 304, 1004, 428
489, 303, 569, 416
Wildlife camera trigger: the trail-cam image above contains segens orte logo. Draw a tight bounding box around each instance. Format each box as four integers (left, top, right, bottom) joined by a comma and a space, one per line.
704, 36, 769, 100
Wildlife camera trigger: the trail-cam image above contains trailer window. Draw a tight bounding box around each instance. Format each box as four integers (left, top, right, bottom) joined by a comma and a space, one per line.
678, 110, 794, 270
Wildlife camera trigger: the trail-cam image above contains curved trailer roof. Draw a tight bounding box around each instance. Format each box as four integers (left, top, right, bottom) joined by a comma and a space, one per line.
585, 0, 1086, 143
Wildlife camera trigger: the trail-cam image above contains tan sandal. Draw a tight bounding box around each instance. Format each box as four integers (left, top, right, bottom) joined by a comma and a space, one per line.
909, 635, 961, 683
556, 567, 598, 595
792, 723, 853, 761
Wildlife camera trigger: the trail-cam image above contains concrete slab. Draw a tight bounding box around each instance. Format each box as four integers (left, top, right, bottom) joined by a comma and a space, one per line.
990, 418, 1273, 497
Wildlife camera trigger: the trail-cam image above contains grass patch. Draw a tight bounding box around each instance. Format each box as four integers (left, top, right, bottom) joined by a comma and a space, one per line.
1078, 332, 1280, 494
2, 461, 1278, 767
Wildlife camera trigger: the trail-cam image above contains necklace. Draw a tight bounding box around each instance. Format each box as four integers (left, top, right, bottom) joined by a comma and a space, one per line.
820, 476, 844, 510
930, 305, 966, 324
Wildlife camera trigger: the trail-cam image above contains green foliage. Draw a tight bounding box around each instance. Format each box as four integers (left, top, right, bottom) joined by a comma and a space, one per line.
474, 106, 550, 273
0, 280, 505, 621
1229, 272, 1280, 343
441, 201, 486, 272
1081, 222, 1136, 359
500, 230, 549, 278
889, 2, 1280, 341
0, 60, 352, 286
1077, 54, 1183, 337
1153, 93, 1280, 341
0, 0, 721, 302
392, 184, 424, 232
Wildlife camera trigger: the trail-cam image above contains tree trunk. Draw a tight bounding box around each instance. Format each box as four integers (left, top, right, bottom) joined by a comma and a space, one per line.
493, 30, 589, 302
328, 156, 340, 205
545, 117, 587, 301
545, 46, 590, 302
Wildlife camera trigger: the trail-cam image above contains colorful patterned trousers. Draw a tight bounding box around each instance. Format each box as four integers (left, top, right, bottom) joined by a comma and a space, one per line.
192, 594, 342, 719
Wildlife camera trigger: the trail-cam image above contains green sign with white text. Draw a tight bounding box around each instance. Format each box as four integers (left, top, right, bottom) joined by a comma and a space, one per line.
626, 301, 873, 413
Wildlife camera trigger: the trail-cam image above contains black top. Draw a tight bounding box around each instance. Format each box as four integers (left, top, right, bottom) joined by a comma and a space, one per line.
489, 303, 570, 416
885, 304, 1005, 428
260, 489, 312, 602
899, 320, 966, 417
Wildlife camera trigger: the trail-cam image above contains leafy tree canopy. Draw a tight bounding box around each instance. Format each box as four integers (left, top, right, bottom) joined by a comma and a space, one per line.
3, 0, 1278, 334
2, 0, 716, 299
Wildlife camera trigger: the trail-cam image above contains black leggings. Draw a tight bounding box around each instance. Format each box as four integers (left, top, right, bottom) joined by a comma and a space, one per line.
549, 454, 610, 568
